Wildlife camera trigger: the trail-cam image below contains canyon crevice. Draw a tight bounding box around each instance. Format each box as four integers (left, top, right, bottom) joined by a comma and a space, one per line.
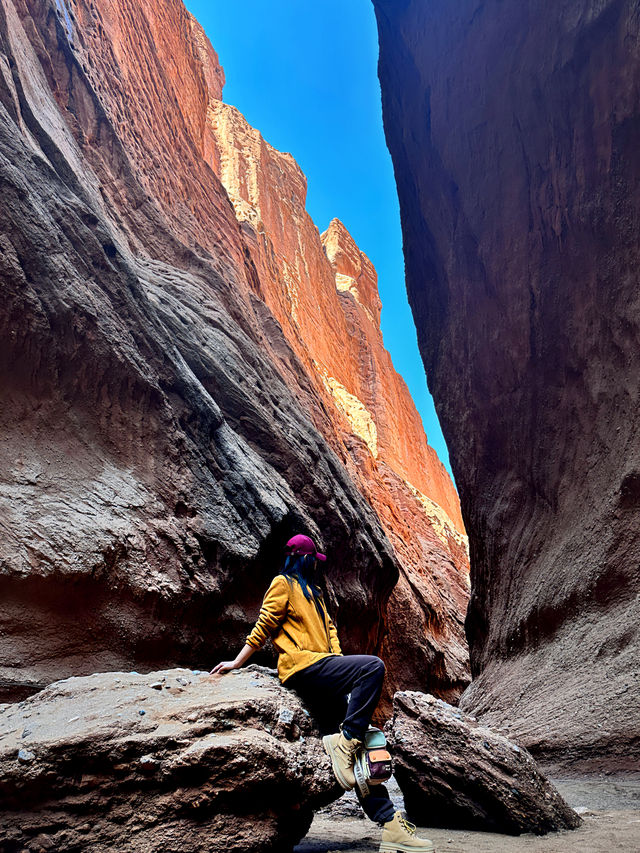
0, 0, 468, 714
374, 0, 640, 769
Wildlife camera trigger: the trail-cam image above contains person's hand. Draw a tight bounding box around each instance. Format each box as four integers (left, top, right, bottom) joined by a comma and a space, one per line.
210, 660, 239, 675
210, 644, 255, 674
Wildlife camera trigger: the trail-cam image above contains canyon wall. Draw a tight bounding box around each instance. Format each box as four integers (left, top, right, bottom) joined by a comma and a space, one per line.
0, 0, 468, 705
374, 0, 640, 769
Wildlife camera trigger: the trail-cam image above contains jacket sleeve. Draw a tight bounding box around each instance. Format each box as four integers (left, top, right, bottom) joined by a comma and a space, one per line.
328, 615, 342, 655
245, 575, 289, 649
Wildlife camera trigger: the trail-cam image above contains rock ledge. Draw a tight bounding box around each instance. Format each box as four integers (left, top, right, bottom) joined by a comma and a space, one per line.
0, 667, 338, 852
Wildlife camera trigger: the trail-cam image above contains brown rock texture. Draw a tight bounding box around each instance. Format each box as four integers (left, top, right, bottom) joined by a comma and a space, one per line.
386, 691, 581, 835
373, 0, 640, 768
0, 666, 338, 851
0, 0, 468, 714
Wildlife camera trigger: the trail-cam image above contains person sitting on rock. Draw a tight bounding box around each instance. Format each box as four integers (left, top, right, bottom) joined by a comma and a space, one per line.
211, 533, 435, 853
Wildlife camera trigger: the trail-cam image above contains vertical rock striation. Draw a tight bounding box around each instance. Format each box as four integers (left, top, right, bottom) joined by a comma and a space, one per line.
374, 0, 640, 767
0, 0, 468, 707
320, 220, 470, 705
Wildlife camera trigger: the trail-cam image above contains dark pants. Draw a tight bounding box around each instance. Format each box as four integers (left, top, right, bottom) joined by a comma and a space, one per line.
286, 654, 395, 825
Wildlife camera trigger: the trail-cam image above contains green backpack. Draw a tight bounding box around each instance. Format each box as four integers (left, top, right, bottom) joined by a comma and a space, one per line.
353, 727, 393, 797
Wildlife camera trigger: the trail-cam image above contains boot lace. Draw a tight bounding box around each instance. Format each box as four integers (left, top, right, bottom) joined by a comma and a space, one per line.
398, 815, 417, 836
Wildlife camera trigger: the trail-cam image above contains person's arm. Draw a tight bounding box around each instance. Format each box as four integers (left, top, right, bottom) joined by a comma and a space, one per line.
210, 576, 289, 674
210, 643, 255, 674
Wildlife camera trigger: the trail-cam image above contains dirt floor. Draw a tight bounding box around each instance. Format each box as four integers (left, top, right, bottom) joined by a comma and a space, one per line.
294, 776, 640, 852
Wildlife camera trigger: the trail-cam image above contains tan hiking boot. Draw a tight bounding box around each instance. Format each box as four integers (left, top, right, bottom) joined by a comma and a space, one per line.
322, 731, 361, 790
379, 811, 435, 852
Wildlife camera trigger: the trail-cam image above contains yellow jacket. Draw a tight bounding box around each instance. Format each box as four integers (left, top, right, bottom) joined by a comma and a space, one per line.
245, 574, 342, 682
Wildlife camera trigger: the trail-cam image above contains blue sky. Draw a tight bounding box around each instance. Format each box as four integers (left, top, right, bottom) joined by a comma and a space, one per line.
184, 0, 454, 479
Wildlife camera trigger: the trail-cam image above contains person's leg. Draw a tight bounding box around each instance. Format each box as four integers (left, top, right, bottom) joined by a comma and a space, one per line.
287, 655, 386, 791
360, 785, 436, 851
357, 784, 396, 825
288, 660, 434, 849
288, 654, 385, 740
287, 675, 348, 736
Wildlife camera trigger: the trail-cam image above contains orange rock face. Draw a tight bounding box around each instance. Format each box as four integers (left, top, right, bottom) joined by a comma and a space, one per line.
1, 0, 469, 706
322, 218, 465, 534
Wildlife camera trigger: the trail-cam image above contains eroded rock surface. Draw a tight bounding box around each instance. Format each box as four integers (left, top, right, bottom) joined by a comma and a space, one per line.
0, 0, 469, 708
0, 666, 338, 851
386, 691, 581, 835
374, 0, 640, 766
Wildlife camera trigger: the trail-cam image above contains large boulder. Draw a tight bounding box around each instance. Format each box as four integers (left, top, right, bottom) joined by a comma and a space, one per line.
386, 691, 581, 835
0, 666, 339, 852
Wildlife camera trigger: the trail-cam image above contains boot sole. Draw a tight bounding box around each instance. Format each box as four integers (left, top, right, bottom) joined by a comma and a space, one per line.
322, 735, 355, 791
379, 843, 435, 853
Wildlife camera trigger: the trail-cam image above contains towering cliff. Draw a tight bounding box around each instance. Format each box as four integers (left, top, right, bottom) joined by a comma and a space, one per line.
374, 0, 640, 768
0, 0, 468, 705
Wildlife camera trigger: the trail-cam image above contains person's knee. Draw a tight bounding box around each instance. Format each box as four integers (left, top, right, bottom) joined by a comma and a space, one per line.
367, 656, 386, 677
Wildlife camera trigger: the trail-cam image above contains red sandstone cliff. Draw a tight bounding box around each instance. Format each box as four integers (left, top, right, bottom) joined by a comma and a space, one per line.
374, 0, 640, 769
321, 218, 464, 534
0, 0, 468, 707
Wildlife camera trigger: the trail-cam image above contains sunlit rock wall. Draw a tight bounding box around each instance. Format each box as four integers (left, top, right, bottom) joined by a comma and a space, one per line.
374, 0, 640, 768
0, 0, 395, 699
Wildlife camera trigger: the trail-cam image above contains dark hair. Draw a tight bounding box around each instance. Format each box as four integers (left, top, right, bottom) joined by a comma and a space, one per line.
282, 553, 325, 611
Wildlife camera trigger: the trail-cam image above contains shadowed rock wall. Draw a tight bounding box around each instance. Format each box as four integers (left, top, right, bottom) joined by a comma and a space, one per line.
0, 0, 468, 706
374, 0, 640, 769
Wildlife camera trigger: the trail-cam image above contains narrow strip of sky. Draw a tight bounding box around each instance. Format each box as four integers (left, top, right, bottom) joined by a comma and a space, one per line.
184, 0, 455, 479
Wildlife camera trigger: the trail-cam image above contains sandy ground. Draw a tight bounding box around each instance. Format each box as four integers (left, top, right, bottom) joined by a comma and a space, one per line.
294, 776, 640, 852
